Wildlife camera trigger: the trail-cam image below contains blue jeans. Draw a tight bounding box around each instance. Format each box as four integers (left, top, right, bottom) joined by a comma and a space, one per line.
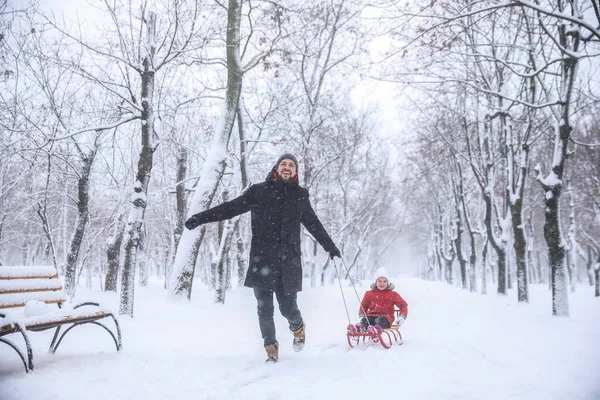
254, 286, 303, 346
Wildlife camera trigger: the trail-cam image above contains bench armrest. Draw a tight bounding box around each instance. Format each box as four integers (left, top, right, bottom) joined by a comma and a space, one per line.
73, 302, 101, 310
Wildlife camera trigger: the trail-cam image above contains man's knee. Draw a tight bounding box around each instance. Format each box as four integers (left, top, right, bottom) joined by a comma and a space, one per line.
279, 304, 302, 327
273, 289, 300, 324
255, 290, 275, 318
257, 301, 274, 317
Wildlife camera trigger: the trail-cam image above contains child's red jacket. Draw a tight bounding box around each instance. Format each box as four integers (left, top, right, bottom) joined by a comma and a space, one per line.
359, 289, 408, 325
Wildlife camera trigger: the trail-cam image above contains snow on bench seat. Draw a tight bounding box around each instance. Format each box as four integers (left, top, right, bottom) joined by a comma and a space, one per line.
1, 306, 107, 332
0, 266, 58, 279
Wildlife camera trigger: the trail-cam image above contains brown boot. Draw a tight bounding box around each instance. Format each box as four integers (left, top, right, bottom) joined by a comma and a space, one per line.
265, 343, 278, 362
291, 321, 305, 352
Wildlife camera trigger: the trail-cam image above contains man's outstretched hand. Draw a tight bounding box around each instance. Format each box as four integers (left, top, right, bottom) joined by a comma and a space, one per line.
185, 215, 202, 230
329, 246, 341, 260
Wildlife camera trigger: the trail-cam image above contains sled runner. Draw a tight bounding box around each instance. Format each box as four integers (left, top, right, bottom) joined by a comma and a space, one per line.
346, 309, 404, 349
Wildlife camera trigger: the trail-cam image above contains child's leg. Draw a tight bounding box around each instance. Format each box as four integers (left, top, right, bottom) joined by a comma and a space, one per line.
357, 316, 381, 332
356, 316, 372, 332
373, 316, 391, 329
358, 316, 369, 329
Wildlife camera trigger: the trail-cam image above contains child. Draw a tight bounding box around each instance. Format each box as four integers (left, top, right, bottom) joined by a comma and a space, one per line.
348, 267, 408, 335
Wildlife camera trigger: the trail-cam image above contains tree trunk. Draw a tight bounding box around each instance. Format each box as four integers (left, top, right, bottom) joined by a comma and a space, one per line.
320, 258, 330, 286
566, 186, 576, 293
527, 253, 535, 285
427, 245, 436, 281
233, 92, 248, 289
455, 161, 476, 292
507, 255, 512, 290
138, 228, 148, 288
507, 142, 530, 300
119, 12, 157, 316
526, 210, 536, 284
236, 98, 249, 190
235, 224, 246, 287
497, 250, 506, 293
445, 258, 453, 285
594, 257, 599, 297
453, 203, 467, 290
481, 240, 488, 295
435, 242, 443, 281
586, 246, 595, 286
105, 214, 125, 292
511, 198, 528, 302
215, 217, 236, 304
174, 147, 188, 251
541, 149, 570, 316
437, 208, 455, 284
63, 143, 98, 296
37, 152, 59, 271
467, 234, 477, 292
163, 234, 172, 290
214, 190, 240, 303
483, 193, 506, 295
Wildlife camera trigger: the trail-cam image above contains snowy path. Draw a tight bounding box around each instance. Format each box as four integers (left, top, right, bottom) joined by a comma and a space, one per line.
1, 277, 599, 400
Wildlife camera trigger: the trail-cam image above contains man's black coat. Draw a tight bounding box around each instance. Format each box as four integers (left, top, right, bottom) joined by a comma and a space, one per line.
190, 167, 336, 294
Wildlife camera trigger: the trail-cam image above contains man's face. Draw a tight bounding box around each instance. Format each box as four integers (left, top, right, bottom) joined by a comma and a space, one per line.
277, 159, 297, 182
376, 277, 388, 290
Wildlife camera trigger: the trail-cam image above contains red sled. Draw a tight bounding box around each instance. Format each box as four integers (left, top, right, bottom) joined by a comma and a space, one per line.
346, 310, 404, 349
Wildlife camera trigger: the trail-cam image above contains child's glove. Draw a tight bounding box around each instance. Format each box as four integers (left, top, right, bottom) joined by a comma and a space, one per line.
395, 316, 406, 326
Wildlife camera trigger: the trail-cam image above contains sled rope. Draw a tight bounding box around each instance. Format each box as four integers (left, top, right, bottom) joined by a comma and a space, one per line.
333, 258, 372, 327
333, 258, 352, 324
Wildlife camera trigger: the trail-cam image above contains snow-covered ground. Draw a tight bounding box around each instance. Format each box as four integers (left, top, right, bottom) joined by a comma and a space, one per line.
1, 276, 599, 400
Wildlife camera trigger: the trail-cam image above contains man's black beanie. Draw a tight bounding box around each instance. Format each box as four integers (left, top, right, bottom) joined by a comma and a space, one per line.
276, 153, 298, 169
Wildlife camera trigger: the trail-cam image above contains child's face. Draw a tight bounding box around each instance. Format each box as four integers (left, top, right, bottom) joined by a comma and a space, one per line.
376, 277, 388, 290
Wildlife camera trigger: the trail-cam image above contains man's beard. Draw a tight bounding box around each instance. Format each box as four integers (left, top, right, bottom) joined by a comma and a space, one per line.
281, 172, 293, 181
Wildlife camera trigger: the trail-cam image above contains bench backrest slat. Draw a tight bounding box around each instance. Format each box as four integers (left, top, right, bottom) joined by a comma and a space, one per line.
0, 292, 68, 309
0, 266, 58, 279
0, 278, 63, 294
0, 266, 67, 309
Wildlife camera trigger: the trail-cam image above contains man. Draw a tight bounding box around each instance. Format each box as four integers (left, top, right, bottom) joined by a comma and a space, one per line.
185, 153, 341, 362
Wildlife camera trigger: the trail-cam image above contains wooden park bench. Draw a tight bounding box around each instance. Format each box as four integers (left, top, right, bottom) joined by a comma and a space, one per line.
0, 266, 122, 372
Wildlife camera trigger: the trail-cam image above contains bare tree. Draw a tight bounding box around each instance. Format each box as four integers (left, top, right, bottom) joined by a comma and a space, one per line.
63, 134, 100, 296
170, 0, 244, 298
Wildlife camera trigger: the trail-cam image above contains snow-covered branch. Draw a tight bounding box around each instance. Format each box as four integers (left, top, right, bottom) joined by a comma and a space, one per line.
514, 0, 600, 42
47, 113, 141, 142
